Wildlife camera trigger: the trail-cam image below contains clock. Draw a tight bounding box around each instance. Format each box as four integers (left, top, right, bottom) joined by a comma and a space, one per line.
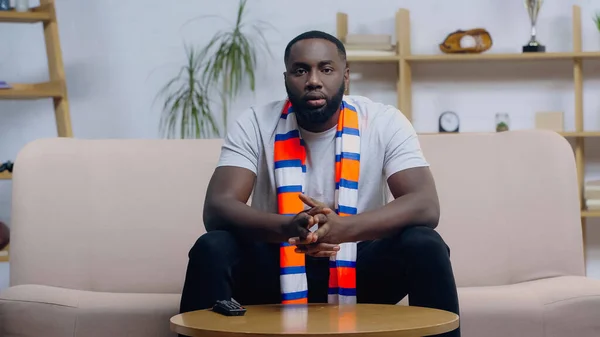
439, 111, 459, 133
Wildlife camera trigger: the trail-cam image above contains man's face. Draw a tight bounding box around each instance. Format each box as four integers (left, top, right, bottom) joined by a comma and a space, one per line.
284, 39, 349, 125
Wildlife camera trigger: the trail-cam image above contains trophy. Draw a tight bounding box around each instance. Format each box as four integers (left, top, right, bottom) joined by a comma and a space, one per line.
523, 0, 545, 52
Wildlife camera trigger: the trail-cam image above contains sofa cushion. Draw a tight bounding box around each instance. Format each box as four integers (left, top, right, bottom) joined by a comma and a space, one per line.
458, 276, 600, 337
0, 284, 179, 337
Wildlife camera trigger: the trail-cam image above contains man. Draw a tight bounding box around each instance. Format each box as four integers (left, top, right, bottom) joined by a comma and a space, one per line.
180, 30, 460, 337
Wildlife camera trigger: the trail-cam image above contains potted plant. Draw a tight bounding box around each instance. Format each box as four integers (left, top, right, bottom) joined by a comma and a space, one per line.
157, 0, 273, 139
595, 12, 600, 32
157, 45, 219, 139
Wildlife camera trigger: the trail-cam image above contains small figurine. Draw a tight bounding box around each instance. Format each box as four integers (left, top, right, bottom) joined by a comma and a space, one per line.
0, 161, 14, 173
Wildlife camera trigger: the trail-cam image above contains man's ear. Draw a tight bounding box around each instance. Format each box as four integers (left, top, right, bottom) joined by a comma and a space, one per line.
344, 66, 350, 88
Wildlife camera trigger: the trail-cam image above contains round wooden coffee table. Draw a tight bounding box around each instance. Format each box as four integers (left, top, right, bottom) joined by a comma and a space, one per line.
171, 304, 459, 337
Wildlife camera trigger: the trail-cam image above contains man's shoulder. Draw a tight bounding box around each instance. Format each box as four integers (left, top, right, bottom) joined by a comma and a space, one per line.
344, 95, 390, 111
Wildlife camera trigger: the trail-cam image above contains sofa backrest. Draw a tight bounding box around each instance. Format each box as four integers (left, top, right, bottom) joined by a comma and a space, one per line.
8, 130, 584, 293
9, 138, 220, 294
417, 131, 584, 287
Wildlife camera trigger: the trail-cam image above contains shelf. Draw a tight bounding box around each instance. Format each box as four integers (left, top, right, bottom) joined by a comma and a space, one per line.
559, 132, 600, 137
0, 6, 52, 23
343, 51, 600, 64
582, 210, 600, 218
0, 171, 11, 180
0, 244, 9, 263
0, 81, 64, 100
405, 51, 600, 63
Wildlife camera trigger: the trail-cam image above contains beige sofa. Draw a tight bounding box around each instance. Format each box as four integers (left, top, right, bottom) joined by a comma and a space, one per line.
1, 130, 599, 337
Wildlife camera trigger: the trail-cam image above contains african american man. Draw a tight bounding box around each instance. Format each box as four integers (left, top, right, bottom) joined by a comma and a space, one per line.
179, 30, 460, 337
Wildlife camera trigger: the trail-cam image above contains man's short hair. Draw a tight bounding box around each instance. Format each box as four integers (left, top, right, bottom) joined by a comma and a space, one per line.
284, 30, 347, 64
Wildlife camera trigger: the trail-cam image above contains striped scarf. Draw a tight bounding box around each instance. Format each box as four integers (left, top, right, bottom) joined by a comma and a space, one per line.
274, 99, 360, 305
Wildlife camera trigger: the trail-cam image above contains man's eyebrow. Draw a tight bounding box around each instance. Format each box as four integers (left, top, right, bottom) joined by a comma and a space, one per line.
290, 61, 309, 68
290, 60, 336, 68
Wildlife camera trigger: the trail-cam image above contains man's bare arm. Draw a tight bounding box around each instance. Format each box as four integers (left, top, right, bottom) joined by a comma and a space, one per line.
203, 166, 303, 243
345, 166, 440, 242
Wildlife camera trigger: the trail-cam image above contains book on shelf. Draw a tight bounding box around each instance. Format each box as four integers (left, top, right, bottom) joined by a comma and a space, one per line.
344, 34, 395, 53
584, 180, 600, 210
346, 34, 391, 45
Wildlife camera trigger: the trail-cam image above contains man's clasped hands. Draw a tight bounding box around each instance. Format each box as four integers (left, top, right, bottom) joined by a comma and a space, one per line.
284, 194, 352, 257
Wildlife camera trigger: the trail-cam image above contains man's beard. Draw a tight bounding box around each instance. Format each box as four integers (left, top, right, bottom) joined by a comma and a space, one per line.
286, 82, 346, 125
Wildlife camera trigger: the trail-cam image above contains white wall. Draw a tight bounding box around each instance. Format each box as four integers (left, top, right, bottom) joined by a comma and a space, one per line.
1, 0, 600, 288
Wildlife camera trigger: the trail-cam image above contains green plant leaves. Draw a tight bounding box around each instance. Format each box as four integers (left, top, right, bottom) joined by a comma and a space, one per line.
157, 45, 220, 139
157, 0, 273, 139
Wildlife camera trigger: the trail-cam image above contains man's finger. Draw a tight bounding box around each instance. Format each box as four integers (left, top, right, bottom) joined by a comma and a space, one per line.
306, 206, 325, 216
297, 226, 315, 241
308, 251, 338, 258
298, 193, 317, 207
321, 207, 335, 215
312, 222, 330, 241
295, 243, 339, 255
313, 213, 327, 225
299, 194, 326, 208
294, 212, 314, 229
288, 233, 316, 245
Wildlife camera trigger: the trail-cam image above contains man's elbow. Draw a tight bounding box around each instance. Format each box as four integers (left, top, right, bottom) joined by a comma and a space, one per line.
419, 195, 440, 229
203, 198, 226, 232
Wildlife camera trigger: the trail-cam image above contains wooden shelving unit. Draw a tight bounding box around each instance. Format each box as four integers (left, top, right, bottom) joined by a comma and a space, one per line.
0, 245, 8, 263
337, 5, 599, 227
0, 0, 72, 262
405, 51, 600, 62
0, 0, 72, 138
0, 7, 52, 23
0, 81, 64, 99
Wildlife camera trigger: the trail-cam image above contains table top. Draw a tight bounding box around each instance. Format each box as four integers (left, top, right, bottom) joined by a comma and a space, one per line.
170, 304, 459, 337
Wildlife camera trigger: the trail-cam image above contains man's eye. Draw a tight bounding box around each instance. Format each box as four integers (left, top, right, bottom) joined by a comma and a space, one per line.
295, 69, 307, 75
323, 68, 333, 74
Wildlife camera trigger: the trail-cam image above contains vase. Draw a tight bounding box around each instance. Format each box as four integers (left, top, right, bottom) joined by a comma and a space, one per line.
496, 113, 510, 132
15, 0, 29, 12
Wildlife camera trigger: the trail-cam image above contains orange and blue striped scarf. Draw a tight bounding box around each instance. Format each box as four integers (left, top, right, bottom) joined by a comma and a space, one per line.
275, 99, 360, 305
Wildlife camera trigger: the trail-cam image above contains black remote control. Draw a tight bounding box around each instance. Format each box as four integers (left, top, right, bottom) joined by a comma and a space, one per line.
212, 298, 247, 316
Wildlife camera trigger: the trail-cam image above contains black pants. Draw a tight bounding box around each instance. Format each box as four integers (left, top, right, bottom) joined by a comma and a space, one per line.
179, 226, 460, 337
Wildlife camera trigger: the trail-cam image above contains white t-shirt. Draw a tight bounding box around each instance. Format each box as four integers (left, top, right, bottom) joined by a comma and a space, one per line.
217, 95, 429, 214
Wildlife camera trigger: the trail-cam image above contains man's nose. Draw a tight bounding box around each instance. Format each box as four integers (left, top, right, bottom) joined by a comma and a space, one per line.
306, 70, 322, 89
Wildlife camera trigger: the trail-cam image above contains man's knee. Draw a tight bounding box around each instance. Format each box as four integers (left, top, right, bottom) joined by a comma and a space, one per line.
397, 226, 450, 258
188, 230, 239, 261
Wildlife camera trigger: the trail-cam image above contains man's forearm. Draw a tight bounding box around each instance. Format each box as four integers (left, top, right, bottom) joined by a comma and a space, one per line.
204, 198, 290, 243
345, 192, 440, 242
